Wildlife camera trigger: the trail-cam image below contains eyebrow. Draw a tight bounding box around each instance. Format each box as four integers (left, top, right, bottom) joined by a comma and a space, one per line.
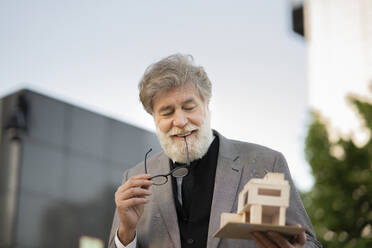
183, 98, 196, 105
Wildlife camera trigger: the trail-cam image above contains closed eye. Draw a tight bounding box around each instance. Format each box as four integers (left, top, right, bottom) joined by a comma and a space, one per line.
161, 110, 174, 116
183, 106, 195, 111
158, 105, 174, 116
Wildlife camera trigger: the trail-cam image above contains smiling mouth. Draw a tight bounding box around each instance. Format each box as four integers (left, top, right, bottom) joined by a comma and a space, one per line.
172, 130, 196, 138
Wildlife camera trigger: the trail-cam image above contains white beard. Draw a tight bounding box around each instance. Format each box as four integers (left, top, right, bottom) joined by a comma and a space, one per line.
156, 111, 213, 163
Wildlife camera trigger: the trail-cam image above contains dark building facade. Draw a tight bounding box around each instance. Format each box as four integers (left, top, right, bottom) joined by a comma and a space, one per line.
0, 89, 161, 248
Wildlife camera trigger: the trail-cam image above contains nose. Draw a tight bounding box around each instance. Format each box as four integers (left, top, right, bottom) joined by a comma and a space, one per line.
173, 111, 188, 128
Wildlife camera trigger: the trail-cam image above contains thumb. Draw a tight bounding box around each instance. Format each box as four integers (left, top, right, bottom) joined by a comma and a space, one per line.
296, 224, 306, 245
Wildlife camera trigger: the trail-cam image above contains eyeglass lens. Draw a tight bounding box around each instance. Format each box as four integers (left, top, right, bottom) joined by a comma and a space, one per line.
150, 175, 168, 185
171, 167, 188, 178
145, 136, 191, 185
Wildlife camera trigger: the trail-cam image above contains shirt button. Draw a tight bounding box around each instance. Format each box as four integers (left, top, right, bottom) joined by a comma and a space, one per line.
187, 238, 194, 244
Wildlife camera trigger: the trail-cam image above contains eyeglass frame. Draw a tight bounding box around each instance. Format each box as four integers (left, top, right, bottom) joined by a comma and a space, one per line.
144, 137, 191, 185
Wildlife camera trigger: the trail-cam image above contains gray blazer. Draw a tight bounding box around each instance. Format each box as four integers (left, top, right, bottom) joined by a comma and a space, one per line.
108, 131, 321, 248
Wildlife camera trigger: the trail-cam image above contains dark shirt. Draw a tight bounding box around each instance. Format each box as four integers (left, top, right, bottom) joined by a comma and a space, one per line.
170, 135, 219, 248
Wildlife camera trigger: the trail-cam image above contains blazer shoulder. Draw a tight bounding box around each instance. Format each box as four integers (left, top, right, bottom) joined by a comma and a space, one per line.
228, 138, 281, 157
224, 137, 284, 169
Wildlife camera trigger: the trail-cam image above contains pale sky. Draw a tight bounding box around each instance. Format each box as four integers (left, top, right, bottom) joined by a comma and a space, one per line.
307, 0, 372, 146
0, 0, 313, 190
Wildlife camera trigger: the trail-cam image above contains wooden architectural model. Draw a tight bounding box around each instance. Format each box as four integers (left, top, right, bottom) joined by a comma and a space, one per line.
220, 173, 290, 227
215, 172, 306, 239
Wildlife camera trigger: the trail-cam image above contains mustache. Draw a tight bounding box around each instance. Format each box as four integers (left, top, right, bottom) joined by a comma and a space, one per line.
167, 124, 198, 136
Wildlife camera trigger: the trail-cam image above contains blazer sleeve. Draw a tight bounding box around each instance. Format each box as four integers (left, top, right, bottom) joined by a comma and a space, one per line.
273, 152, 322, 248
108, 170, 140, 248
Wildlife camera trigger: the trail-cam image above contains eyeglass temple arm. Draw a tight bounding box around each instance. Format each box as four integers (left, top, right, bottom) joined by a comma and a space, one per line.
144, 148, 153, 174
184, 137, 190, 166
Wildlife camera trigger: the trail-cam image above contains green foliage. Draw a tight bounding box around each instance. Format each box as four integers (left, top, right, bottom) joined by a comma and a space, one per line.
303, 94, 372, 248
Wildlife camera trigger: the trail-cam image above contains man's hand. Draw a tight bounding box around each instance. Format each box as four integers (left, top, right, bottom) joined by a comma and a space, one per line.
115, 174, 153, 245
251, 225, 306, 248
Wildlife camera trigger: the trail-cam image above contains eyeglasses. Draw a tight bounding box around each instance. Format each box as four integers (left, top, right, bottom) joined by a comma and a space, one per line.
145, 137, 190, 185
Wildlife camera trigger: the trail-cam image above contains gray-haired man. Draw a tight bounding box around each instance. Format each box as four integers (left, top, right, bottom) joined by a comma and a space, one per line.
108, 54, 322, 248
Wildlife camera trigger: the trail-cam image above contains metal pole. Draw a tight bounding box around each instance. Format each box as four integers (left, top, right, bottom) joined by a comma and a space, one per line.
1, 129, 22, 247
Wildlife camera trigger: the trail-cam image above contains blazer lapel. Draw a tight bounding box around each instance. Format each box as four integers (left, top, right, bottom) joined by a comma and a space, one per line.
151, 153, 181, 248
207, 132, 243, 248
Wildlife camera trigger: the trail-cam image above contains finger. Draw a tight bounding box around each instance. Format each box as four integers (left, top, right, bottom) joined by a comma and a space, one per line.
294, 224, 306, 245
130, 174, 152, 180
118, 178, 153, 192
294, 232, 306, 246
267, 232, 291, 248
117, 187, 152, 201
252, 232, 276, 248
119, 174, 152, 188
118, 197, 149, 209
251, 232, 267, 248
287, 224, 306, 245
141, 183, 153, 190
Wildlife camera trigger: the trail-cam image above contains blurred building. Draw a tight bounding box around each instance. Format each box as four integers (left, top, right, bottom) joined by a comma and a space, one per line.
293, 0, 372, 141
0, 89, 161, 248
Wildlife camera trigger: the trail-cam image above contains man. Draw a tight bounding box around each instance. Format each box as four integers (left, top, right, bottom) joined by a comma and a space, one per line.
108, 54, 321, 248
